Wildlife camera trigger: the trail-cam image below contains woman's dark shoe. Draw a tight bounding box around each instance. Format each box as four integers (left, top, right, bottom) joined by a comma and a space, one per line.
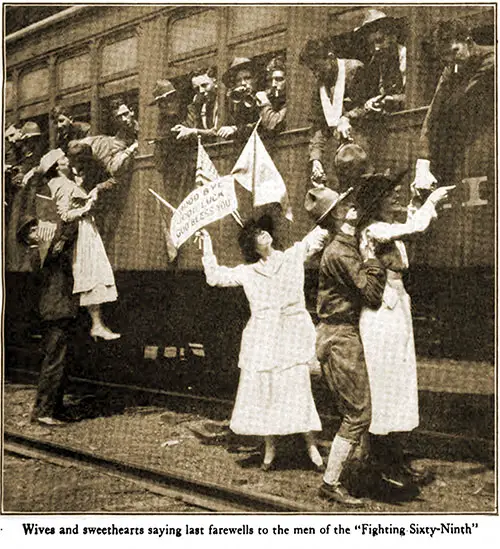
319, 482, 364, 507
312, 461, 326, 473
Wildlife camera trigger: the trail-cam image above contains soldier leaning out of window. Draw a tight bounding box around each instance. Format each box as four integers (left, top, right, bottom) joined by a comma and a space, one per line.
171, 67, 219, 143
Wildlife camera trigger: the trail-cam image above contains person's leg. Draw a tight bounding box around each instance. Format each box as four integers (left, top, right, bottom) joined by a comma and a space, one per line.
261, 435, 276, 470
87, 303, 120, 340
317, 324, 370, 506
32, 323, 68, 423
303, 431, 324, 470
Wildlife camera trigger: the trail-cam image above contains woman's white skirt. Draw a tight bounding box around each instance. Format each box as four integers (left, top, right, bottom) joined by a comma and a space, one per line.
73, 217, 117, 306
230, 364, 322, 436
359, 278, 419, 435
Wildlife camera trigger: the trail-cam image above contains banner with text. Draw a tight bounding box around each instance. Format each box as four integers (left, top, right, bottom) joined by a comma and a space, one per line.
170, 175, 238, 248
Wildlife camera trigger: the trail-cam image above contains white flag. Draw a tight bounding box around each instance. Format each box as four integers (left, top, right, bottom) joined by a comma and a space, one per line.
231, 127, 292, 220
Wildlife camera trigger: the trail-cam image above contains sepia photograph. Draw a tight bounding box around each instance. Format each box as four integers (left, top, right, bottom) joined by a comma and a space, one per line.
0, 1, 497, 533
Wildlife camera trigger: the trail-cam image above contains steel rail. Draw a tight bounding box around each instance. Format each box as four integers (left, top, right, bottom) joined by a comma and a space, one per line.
4, 431, 320, 514
7, 366, 494, 455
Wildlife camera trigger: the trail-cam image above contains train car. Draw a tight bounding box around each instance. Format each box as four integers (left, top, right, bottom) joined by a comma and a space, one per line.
3, 5, 495, 382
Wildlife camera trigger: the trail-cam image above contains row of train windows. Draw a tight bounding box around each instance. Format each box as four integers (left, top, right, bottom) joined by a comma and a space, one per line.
10, 18, 494, 142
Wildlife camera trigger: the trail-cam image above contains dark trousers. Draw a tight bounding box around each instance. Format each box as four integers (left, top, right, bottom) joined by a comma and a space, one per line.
316, 322, 371, 444
32, 320, 74, 419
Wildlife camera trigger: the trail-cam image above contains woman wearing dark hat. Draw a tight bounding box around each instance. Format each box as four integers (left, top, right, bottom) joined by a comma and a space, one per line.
199, 216, 328, 471
355, 172, 454, 486
40, 148, 120, 341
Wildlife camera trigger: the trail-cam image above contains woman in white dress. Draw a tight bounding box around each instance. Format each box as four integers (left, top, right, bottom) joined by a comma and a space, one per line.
199, 216, 327, 471
355, 172, 454, 486
39, 149, 120, 341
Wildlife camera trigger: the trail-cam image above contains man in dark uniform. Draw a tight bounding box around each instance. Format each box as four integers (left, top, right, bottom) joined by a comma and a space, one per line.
299, 39, 367, 186
171, 68, 219, 142
79, 102, 138, 248
51, 105, 91, 152
17, 150, 81, 425
218, 57, 260, 143
352, 9, 407, 116
305, 185, 386, 506
411, 19, 494, 194
6, 121, 44, 272
255, 55, 287, 136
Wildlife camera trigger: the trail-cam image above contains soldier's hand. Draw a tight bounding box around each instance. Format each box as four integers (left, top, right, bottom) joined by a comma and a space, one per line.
21, 168, 36, 187
255, 91, 270, 107
52, 239, 65, 255
311, 160, 326, 184
173, 125, 196, 141
411, 159, 438, 198
36, 221, 57, 242
334, 116, 352, 140
364, 95, 385, 113
217, 126, 237, 140
359, 230, 377, 260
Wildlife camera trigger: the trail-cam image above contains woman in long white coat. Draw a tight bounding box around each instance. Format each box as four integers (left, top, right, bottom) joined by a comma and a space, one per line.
356, 173, 454, 486
200, 216, 327, 471
39, 149, 119, 341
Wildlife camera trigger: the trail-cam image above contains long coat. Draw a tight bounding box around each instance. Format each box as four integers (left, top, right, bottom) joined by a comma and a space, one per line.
202, 227, 327, 435
202, 228, 327, 373
359, 200, 437, 434
419, 45, 494, 180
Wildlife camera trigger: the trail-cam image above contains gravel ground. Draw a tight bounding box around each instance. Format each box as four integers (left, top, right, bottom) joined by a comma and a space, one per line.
2, 383, 496, 514
3, 454, 197, 513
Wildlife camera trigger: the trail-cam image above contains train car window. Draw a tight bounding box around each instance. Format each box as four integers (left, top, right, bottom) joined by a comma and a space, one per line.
228, 6, 286, 39
101, 36, 138, 79
57, 53, 91, 90
100, 91, 139, 135
169, 9, 217, 60
68, 102, 91, 125
19, 66, 49, 104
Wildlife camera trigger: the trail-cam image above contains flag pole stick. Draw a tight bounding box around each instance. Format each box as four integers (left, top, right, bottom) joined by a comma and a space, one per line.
251, 118, 262, 216
148, 188, 177, 212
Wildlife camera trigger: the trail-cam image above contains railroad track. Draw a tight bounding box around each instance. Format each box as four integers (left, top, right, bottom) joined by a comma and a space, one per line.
7, 367, 495, 461
4, 430, 320, 513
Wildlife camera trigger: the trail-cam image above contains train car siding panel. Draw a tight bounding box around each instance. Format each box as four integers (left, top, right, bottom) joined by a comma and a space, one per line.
4, 5, 495, 362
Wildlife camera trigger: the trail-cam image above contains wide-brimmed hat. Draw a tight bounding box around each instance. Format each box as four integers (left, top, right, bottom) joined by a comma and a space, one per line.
334, 142, 371, 189
16, 214, 38, 244
222, 57, 254, 87
39, 148, 65, 175
148, 80, 177, 106
20, 121, 41, 139
354, 9, 406, 40
304, 185, 353, 225
354, 169, 408, 214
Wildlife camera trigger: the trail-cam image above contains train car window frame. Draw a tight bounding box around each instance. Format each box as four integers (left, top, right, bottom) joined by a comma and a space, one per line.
226, 5, 288, 46
167, 7, 219, 64
56, 48, 92, 95
99, 29, 139, 84
18, 62, 50, 107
